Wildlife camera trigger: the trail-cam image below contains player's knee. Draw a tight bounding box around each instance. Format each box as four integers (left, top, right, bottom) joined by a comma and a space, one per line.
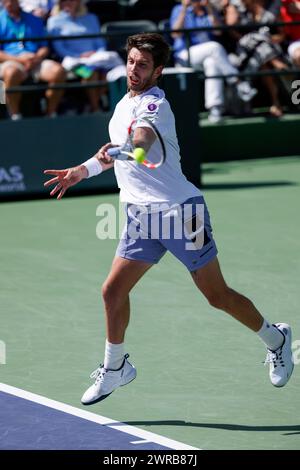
205, 291, 228, 311
102, 280, 126, 308
101, 281, 115, 305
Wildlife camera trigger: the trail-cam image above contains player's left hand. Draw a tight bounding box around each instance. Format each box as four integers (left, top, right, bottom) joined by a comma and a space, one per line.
43, 166, 87, 199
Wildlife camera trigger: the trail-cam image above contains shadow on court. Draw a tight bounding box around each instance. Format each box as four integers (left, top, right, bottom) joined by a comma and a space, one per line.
202, 181, 297, 191
202, 156, 300, 177
124, 420, 300, 435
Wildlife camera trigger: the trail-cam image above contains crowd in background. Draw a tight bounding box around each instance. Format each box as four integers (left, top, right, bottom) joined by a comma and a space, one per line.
0, 0, 299, 122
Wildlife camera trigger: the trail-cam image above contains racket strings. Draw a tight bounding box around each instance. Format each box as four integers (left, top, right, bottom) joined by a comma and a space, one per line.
131, 118, 165, 168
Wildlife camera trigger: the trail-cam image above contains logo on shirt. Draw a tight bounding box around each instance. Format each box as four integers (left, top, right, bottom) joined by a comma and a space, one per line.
147, 103, 157, 112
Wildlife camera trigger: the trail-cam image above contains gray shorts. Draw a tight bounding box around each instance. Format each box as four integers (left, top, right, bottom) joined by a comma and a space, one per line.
116, 196, 218, 272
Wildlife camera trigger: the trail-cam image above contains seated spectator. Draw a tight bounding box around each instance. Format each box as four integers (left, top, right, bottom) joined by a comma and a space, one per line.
0, 0, 65, 119
19, 0, 57, 20
210, 0, 229, 11
281, 0, 300, 67
226, 0, 289, 117
170, 0, 257, 122
228, 0, 281, 19
47, 0, 123, 113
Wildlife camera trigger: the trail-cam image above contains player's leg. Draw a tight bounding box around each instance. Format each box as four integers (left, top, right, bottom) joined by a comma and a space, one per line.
161, 195, 293, 388
81, 256, 154, 405
81, 205, 167, 405
102, 256, 153, 344
191, 257, 263, 331
191, 257, 294, 387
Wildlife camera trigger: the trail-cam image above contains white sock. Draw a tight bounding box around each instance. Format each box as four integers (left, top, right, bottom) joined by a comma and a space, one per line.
104, 340, 124, 370
257, 319, 284, 351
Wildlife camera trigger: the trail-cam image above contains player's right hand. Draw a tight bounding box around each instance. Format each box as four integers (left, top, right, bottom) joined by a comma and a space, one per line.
97, 143, 118, 164
43, 166, 87, 200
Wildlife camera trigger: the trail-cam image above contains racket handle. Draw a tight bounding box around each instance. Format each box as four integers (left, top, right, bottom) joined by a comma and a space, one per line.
107, 147, 122, 157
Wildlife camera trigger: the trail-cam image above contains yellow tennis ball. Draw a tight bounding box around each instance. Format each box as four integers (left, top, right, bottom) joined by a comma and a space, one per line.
133, 147, 146, 164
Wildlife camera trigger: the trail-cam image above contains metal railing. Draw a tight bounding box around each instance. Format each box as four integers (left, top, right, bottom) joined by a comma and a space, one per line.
1, 20, 299, 98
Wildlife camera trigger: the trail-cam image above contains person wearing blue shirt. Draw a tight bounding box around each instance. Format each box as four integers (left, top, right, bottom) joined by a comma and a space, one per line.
170, 0, 256, 122
0, 0, 65, 119
47, 0, 123, 113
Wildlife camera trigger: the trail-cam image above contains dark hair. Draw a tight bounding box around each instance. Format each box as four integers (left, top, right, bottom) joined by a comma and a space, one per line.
126, 33, 170, 69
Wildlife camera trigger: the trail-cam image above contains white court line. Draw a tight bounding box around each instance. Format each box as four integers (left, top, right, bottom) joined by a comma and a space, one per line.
130, 440, 152, 445
0, 383, 199, 450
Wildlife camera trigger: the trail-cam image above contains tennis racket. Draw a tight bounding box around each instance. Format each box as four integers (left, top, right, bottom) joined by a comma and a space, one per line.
107, 117, 166, 169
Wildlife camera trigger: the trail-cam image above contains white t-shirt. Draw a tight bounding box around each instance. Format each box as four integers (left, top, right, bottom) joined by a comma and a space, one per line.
109, 86, 201, 207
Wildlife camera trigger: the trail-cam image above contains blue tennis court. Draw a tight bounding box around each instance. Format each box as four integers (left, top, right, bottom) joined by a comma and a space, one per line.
0, 383, 197, 450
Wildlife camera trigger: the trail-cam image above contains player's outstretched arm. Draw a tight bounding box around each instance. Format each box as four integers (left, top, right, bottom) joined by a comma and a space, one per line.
44, 143, 116, 200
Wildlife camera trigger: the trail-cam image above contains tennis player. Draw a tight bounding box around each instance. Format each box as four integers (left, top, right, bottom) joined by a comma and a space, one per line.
44, 33, 294, 405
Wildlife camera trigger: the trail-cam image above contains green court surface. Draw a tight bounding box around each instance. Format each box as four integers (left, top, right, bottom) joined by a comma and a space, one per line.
1, 156, 300, 450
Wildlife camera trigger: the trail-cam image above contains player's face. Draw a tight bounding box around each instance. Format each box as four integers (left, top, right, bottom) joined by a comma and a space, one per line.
127, 48, 163, 95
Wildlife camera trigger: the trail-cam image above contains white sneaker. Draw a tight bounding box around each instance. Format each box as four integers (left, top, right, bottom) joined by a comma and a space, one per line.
264, 323, 294, 387
236, 81, 257, 102
81, 354, 137, 405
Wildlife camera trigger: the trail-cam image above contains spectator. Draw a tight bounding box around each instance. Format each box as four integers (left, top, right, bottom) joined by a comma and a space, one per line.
170, 0, 257, 122
19, 0, 57, 20
228, 0, 281, 19
210, 0, 229, 11
226, 0, 288, 117
47, 0, 124, 113
0, 0, 65, 119
281, 0, 300, 67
